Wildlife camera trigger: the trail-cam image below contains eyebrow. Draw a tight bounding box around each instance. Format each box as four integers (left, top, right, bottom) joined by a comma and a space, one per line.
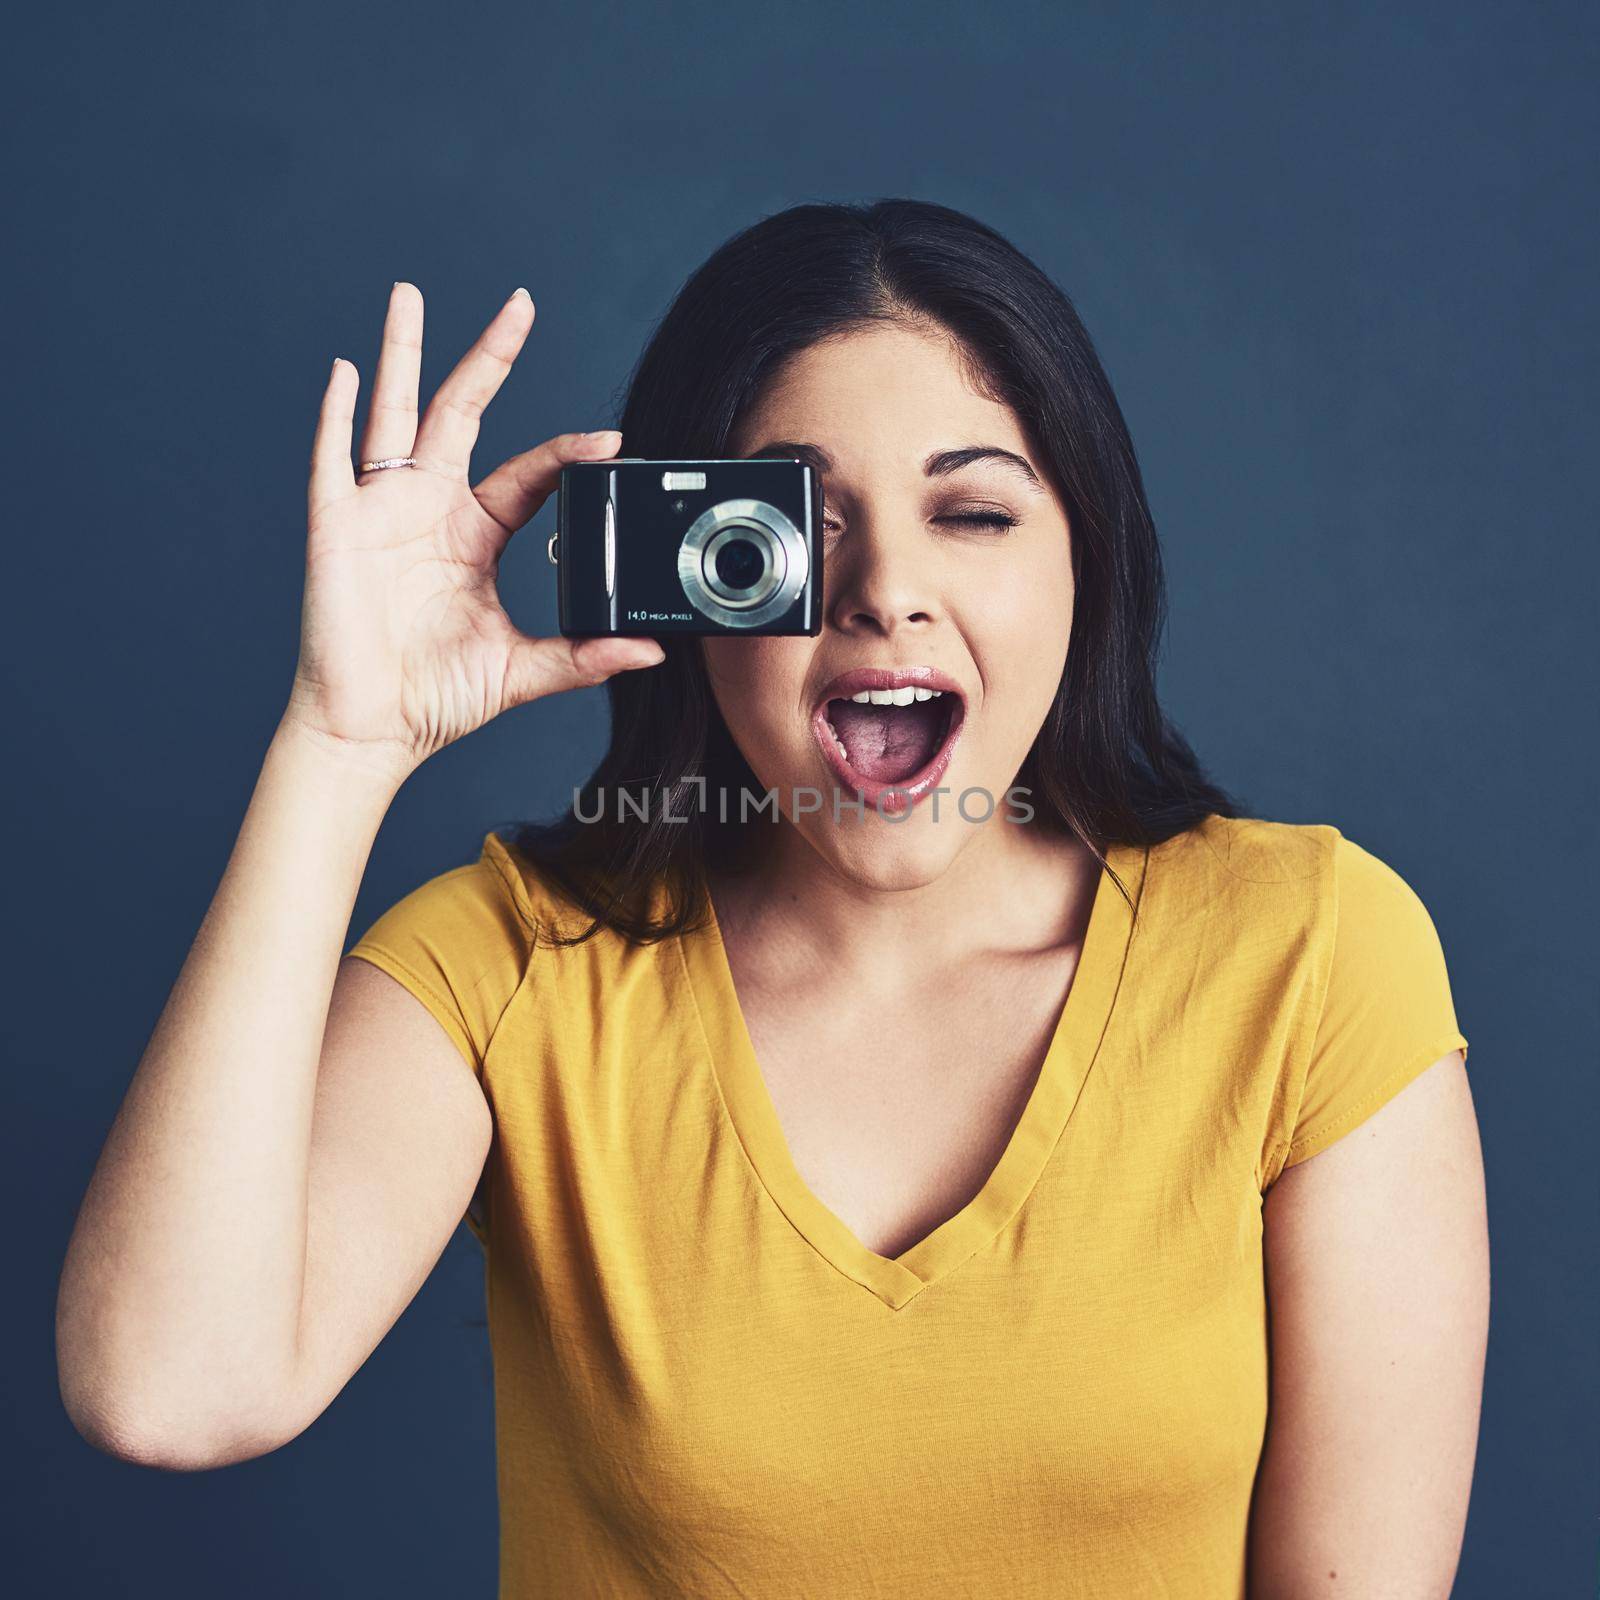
743, 440, 1045, 493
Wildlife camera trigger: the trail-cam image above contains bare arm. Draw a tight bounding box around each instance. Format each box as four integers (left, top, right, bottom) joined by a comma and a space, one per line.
289, 950, 494, 1452
55, 281, 663, 1469
1248, 1049, 1489, 1597
54, 722, 449, 1467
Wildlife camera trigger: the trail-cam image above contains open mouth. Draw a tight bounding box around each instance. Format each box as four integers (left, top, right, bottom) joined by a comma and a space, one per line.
810, 670, 968, 814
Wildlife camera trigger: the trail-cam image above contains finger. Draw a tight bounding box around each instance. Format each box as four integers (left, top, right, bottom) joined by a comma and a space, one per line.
503, 632, 665, 708
412, 287, 534, 477
309, 357, 358, 520
473, 428, 624, 548
357, 281, 424, 472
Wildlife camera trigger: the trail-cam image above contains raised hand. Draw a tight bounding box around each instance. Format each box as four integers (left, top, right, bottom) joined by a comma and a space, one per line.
284, 281, 663, 781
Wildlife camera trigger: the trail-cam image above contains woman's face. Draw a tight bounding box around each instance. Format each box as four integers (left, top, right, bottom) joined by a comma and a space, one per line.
704, 321, 1076, 890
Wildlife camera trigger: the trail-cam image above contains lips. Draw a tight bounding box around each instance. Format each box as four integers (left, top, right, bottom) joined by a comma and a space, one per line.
810, 665, 968, 816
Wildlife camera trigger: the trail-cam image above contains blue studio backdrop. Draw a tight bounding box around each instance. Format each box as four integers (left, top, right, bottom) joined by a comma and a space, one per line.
4, 2, 1594, 1595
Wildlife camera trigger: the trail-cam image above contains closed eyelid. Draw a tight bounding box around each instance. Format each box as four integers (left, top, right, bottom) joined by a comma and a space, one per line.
820, 492, 1023, 517
820, 508, 1022, 538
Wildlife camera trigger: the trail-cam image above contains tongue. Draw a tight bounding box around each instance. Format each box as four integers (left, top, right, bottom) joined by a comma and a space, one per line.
828, 698, 945, 783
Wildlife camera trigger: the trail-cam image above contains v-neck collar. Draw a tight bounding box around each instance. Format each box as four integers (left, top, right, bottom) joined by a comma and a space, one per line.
676, 840, 1150, 1311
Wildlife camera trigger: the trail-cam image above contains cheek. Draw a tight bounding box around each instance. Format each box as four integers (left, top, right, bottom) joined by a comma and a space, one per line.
966, 548, 1075, 721
966, 544, 1068, 643
990, 538, 1074, 630
701, 639, 815, 764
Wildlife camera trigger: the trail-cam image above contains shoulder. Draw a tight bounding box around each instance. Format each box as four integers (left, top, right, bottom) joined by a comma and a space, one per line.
1166, 812, 1437, 922
351, 832, 553, 958
479, 831, 687, 967
1167, 812, 1452, 985
345, 830, 605, 1004
1149, 813, 1463, 1051
1147, 814, 1335, 951
1119, 813, 1466, 1190
478, 830, 558, 934
1176, 811, 1333, 885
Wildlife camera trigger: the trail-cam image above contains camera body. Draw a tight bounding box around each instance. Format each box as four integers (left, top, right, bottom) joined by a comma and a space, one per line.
551, 457, 823, 637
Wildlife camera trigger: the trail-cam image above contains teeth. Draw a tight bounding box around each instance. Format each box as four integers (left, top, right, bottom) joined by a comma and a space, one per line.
847, 686, 945, 704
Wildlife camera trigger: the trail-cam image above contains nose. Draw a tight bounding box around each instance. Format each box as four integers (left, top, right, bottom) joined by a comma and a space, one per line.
824, 516, 941, 639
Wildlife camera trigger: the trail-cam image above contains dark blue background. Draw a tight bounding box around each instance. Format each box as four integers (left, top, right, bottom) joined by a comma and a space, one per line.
6, 2, 1594, 1593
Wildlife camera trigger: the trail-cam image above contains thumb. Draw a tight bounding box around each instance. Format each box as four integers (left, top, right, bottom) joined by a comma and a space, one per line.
503, 633, 665, 706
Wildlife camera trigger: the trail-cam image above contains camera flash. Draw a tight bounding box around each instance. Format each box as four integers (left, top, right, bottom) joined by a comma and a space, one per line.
662, 471, 707, 491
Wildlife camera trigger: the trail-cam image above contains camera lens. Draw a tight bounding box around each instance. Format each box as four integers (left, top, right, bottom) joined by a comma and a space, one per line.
698, 521, 780, 607
713, 537, 765, 592
677, 497, 810, 629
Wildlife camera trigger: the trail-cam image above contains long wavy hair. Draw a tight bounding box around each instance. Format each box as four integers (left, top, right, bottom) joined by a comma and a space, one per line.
498, 198, 1251, 944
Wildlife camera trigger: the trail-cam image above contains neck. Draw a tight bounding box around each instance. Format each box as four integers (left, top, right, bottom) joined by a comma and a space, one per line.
708, 811, 1102, 977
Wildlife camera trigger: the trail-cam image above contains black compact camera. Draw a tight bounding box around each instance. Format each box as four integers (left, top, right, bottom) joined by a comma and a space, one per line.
549, 457, 823, 636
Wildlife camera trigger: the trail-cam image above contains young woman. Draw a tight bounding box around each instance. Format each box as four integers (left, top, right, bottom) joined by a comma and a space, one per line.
56, 199, 1488, 1597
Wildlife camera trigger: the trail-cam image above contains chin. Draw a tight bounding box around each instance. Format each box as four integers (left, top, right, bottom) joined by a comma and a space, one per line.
768, 734, 1015, 890
797, 804, 976, 892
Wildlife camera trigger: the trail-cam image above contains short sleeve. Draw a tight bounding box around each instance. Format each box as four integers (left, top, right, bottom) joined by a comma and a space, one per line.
345, 831, 537, 1076
1276, 833, 1469, 1173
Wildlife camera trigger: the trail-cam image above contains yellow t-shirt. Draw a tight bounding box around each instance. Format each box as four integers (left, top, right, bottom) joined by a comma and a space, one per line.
345, 812, 1468, 1599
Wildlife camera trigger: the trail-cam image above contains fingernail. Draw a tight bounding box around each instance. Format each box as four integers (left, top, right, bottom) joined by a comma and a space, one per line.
627, 643, 666, 668
583, 429, 622, 443
510, 286, 531, 303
